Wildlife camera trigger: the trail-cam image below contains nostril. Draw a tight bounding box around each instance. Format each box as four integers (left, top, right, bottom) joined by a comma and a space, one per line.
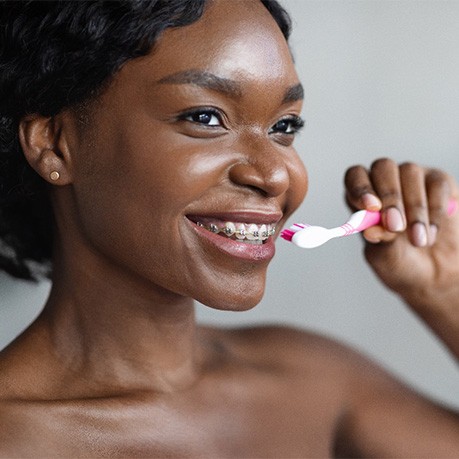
228, 161, 289, 197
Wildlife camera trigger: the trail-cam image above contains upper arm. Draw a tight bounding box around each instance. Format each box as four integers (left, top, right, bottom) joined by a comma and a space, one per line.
335, 358, 459, 457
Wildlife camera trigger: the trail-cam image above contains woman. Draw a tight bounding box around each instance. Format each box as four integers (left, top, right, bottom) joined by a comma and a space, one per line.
0, 0, 458, 457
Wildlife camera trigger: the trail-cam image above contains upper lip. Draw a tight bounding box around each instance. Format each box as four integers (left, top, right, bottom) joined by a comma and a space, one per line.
185, 211, 283, 225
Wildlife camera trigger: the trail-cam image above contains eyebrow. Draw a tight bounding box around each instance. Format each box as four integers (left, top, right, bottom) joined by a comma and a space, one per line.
157, 69, 304, 104
157, 70, 242, 98
282, 83, 304, 104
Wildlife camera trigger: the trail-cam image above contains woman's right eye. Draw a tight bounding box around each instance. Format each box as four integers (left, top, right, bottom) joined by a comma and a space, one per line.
181, 109, 222, 126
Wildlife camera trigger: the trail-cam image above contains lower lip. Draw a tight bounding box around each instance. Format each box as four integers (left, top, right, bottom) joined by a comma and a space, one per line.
188, 220, 276, 262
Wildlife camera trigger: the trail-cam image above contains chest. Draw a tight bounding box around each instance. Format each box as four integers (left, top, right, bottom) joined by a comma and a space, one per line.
0, 384, 343, 458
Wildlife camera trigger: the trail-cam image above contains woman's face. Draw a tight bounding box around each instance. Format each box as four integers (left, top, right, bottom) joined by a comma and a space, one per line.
67, 0, 307, 310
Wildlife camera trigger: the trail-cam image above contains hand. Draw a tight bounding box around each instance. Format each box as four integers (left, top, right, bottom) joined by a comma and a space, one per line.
345, 158, 459, 356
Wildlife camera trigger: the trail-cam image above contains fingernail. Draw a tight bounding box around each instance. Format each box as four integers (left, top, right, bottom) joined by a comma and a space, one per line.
385, 207, 405, 232
412, 222, 427, 247
362, 193, 382, 211
429, 224, 438, 246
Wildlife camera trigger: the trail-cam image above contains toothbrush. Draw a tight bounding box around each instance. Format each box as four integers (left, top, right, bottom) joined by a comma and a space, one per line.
281, 199, 458, 249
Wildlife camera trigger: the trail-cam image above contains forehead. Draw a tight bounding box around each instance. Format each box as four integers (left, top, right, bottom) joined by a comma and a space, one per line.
125, 0, 299, 89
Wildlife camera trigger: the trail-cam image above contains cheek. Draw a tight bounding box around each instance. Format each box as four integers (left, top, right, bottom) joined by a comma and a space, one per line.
69, 127, 237, 281
286, 152, 308, 215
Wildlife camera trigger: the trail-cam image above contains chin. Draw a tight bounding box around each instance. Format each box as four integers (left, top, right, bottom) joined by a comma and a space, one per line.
195, 278, 266, 312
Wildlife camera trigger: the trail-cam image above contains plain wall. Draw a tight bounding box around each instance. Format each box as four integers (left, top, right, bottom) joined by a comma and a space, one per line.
1, 0, 458, 408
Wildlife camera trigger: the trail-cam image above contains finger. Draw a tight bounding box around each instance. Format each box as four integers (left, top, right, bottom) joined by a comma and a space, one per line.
344, 165, 382, 211
369, 158, 406, 233
425, 169, 451, 245
399, 162, 429, 247
362, 225, 398, 244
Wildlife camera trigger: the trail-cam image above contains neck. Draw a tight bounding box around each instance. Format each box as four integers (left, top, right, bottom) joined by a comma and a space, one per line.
37, 239, 202, 394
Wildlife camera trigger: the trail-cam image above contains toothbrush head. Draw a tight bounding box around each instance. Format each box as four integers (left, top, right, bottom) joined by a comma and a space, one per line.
280, 223, 309, 242
281, 224, 332, 248
291, 226, 334, 249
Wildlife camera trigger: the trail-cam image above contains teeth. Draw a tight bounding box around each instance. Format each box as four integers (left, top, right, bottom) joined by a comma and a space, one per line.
235, 223, 246, 240
196, 220, 276, 242
260, 224, 268, 241
246, 224, 259, 241
223, 222, 236, 236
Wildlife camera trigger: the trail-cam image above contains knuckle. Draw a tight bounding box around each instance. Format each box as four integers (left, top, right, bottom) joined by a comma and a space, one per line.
426, 169, 449, 187
344, 165, 366, 181
344, 166, 372, 195
348, 185, 373, 197
371, 157, 395, 171
409, 202, 428, 214
428, 203, 444, 217
399, 161, 421, 175
378, 190, 402, 202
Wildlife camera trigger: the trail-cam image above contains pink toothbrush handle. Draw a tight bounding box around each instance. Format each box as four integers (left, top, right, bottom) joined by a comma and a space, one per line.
281, 198, 458, 244
348, 198, 457, 235
346, 210, 381, 234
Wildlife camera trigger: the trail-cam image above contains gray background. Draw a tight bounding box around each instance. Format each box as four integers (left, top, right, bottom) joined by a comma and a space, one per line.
1, 0, 458, 408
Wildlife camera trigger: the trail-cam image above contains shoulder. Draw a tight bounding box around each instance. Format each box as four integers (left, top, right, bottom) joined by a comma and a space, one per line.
209, 325, 459, 456
213, 323, 362, 360
200, 323, 373, 382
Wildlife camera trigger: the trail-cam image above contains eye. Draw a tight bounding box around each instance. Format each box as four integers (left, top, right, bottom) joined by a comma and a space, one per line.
180, 108, 222, 126
269, 116, 304, 135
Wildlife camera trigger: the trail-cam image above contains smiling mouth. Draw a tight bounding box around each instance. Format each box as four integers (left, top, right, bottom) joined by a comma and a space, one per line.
188, 218, 276, 245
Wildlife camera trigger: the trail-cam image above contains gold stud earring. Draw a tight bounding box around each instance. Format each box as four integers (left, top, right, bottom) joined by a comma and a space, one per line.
49, 171, 60, 181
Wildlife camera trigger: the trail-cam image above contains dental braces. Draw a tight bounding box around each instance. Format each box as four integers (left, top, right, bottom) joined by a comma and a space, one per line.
196, 221, 276, 241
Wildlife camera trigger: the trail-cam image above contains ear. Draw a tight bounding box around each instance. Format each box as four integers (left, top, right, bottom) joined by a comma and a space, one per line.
19, 114, 73, 185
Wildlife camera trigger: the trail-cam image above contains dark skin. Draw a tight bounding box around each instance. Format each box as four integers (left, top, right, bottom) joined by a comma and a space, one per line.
1, 0, 458, 457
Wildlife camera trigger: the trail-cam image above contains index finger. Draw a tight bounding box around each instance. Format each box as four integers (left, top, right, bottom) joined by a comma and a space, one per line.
344, 165, 382, 211
369, 158, 406, 233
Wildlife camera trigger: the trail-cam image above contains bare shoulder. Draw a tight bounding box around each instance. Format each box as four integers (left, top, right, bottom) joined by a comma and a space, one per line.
200, 323, 372, 377
198, 323, 377, 415
201, 324, 459, 457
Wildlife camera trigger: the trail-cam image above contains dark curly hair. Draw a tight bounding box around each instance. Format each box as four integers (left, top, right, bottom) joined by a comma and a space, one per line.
0, 0, 292, 281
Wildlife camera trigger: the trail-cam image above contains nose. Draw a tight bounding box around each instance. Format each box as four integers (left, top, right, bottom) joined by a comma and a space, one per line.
228, 140, 290, 198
